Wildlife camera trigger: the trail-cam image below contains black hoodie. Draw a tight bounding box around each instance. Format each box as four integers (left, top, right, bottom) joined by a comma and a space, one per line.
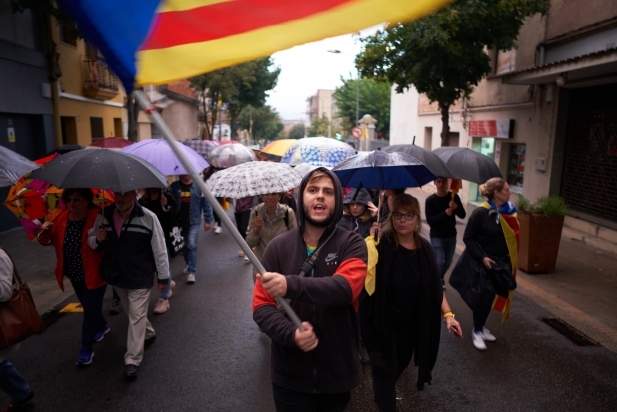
253, 167, 368, 394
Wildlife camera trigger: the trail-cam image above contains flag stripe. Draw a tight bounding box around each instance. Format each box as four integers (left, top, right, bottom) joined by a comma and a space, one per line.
143, 0, 352, 50
159, 0, 231, 13
136, 0, 450, 86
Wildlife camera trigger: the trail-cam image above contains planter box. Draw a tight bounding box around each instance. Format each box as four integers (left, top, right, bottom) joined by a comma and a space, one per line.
518, 213, 564, 273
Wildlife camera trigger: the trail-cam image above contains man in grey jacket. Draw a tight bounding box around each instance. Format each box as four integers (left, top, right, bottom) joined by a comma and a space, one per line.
88, 190, 169, 381
0, 248, 34, 410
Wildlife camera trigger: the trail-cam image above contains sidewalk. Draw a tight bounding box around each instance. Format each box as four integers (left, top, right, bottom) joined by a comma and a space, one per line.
409, 187, 617, 354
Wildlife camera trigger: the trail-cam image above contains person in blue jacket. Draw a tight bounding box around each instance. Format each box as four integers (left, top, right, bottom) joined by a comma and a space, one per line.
169, 175, 213, 284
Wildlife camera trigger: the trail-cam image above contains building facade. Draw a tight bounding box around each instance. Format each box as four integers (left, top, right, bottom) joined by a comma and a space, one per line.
390, 0, 617, 252
0, 3, 55, 231
306, 89, 337, 124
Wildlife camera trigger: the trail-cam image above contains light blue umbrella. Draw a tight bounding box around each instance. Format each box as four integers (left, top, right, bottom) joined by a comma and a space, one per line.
281, 137, 356, 168
121, 139, 209, 175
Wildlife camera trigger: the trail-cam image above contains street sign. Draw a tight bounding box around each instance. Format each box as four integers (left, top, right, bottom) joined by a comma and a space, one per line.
351, 126, 362, 139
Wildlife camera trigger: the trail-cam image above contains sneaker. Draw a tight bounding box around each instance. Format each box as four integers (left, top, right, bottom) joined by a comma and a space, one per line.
472, 330, 487, 350
183, 266, 188, 274
238, 249, 245, 257
77, 347, 94, 366
153, 298, 169, 314
214, 226, 222, 234
481, 327, 496, 342
243, 255, 250, 262
187, 274, 196, 284
1, 390, 34, 411
94, 324, 111, 342
110, 299, 120, 315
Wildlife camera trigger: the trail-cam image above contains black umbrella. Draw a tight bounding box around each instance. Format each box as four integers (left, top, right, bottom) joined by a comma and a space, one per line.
45, 144, 84, 156
31, 149, 167, 192
384, 143, 454, 178
432, 147, 502, 184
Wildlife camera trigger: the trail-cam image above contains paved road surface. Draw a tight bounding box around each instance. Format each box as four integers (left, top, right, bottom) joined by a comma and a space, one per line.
2, 219, 616, 411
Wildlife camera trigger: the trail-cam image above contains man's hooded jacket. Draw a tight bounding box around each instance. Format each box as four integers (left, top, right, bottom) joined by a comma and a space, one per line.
252, 167, 368, 394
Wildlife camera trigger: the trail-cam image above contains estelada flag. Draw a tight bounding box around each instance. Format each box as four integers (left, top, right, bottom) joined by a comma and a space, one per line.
57, 0, 451, 93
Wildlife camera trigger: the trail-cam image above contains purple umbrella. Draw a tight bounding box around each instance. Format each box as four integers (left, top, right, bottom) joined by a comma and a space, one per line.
121, 138, 209, 175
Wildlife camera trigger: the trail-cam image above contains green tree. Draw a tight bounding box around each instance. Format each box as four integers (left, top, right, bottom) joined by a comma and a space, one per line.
238, 105, 283, 142
288, 123, 305, 139
356, 0, 549, 146
307, 114, 338, 137
333, 76, 391, 139
189, 57, 279, 140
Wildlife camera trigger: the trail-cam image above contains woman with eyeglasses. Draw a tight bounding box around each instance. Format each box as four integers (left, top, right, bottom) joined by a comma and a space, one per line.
38, 188, 109, 366
360, 194, 463, 412
425, 177, 466, 289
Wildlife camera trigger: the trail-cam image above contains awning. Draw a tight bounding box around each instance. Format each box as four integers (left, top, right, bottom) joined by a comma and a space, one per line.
501, 47, 617, 87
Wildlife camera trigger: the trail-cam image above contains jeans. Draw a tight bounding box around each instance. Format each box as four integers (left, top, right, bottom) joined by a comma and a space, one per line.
272, 383, 350, 412
0, 360, 30, 402
159, 248, 173, 300
430, 236, 457, 280
70, 278, 107, 352
182, 224, 199, 274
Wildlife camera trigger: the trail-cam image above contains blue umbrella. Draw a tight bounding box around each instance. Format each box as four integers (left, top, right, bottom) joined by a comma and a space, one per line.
332, 150, 437, 189
281, 137, 356, 168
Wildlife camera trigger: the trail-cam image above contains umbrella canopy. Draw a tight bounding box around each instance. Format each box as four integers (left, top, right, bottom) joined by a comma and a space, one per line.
182, 139, 219, 158
205, 162, 303, 198
433, 147, 502, 184
121, 139, 209, 175
30, 149, 167, 192
45, 144, 84, 156
260, 139, 298, 161
208, 144, 257, 169
87, 137, 134, 150
0, 145, 40, 187
332, 150, 437, 189
281, 137, 356, 168
384, 144, 454, 178
293, 163, 319, 177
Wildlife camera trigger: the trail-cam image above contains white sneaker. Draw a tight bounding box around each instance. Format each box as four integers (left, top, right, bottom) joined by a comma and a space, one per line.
214, 226, 222, 234
183, 266, 188, 274
244, 255, 250, 262
187, 274, 196, 284
472, 331, 487, 350
167, 280, 176, 299
153, 298, 169, 314
481, 327, 496, 342
238, 249, 245, 257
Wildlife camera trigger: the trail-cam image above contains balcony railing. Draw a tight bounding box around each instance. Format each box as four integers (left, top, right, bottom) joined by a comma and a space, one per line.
82, 56, 119, 100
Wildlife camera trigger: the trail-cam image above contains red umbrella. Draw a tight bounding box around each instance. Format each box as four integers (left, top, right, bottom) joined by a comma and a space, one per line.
87, 137, 134, 150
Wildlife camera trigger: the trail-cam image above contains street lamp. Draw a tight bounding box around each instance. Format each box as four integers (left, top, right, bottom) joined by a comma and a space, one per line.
327, 49, 360, 129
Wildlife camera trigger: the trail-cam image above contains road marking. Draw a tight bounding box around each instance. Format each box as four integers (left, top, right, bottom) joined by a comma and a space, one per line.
59, 303, 83, 313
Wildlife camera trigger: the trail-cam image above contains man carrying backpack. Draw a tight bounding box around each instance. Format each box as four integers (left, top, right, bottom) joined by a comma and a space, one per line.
245, 193, 297, 283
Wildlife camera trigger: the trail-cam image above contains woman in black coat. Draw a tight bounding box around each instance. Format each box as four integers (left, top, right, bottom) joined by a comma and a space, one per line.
360, 194, 462, 412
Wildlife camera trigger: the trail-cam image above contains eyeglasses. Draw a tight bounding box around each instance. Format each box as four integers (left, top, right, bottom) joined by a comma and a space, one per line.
66, 197, 83, 203
392, 212, 415, 221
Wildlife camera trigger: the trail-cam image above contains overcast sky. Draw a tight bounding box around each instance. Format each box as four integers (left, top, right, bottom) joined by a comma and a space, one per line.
266, 27, 380, 122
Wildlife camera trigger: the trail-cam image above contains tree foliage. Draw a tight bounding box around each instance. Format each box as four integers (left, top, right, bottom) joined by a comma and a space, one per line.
237, 105, 283, 142
356, 0, 549, 146
189, 57, 279, 140
307, 114, 339, 137
288, 123, 305, 139
333, 76, 391, 139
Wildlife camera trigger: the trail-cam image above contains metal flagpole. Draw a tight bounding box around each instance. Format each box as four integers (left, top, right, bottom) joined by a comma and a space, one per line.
135, 91, 303, 329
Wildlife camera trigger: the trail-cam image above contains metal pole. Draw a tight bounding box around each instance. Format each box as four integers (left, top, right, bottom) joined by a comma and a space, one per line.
355, 74, 360, 127
135, 91, 303, 329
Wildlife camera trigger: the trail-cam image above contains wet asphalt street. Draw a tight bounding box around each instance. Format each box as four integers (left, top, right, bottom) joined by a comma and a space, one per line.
2, 219, 617, 411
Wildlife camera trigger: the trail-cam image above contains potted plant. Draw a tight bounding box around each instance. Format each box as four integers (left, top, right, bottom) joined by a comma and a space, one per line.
516, 195, 567, 273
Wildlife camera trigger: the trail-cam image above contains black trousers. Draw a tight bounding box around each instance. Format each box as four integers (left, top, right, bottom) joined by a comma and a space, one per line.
368, 318, 417, 412
69, 278, 107, 351
272, 383, 350, 412
234, 209, 251, 238
472, 291, 494, 332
